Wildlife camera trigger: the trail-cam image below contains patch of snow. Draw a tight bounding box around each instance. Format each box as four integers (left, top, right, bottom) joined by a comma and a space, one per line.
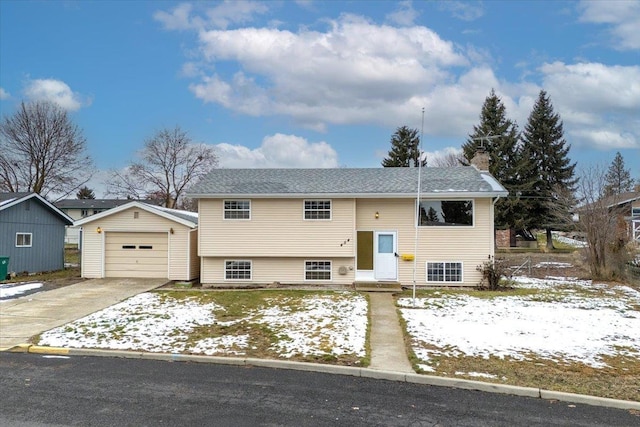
0, 282, 43, 299
455, 371, 498, 379
37, 291, 368, 360
39, 293, 220, 352
418, 364, 436, 372
533, 262, 573, 268
256, 293, 367, 358
553, 232, 588, 248
398, 277, 640, 369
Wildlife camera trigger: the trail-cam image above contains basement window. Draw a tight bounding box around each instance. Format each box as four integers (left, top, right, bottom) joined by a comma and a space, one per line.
426, 261, 463, 283
305, 261, 332, 281
225, 260, 252, 280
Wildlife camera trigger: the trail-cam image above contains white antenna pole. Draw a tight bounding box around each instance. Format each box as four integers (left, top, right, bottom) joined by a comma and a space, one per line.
412, 107, 425, 306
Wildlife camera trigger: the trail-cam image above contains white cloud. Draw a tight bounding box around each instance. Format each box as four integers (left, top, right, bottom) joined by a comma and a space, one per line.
569, 128, 637, 150
215, 133, 339, 168
578, 0, 640, 50
424, 147, 463, 167
23, 79, 86, 111
438, 1, 484, 22
188, 14, 467, 130
154, 1, 268, 31
386, 1, 419, 26
538, 61, 640, 150
0, 87, 10, 100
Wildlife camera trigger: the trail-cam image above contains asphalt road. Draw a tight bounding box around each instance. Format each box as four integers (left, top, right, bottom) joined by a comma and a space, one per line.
0, 353, 637, 427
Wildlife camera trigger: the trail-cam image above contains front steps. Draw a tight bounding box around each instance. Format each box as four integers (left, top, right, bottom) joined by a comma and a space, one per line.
353, 281, 403, 292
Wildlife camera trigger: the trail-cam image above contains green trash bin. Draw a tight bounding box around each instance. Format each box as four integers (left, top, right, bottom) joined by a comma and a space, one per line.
0, 257, 8, 280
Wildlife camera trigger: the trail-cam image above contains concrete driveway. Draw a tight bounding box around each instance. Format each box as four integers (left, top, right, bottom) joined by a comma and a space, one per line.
0, 278, 167, 350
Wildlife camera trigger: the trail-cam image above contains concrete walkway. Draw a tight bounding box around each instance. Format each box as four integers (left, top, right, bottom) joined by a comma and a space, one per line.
367, 292, 413, 373
0, 278, 166, 350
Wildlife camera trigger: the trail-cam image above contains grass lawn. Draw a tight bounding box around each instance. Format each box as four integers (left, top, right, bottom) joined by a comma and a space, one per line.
36, 290, 370, 367
397, 277, 640, 402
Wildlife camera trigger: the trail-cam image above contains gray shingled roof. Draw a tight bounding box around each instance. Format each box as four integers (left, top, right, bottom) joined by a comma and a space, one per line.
187, 167, 508, 197
54, 199, 160, 209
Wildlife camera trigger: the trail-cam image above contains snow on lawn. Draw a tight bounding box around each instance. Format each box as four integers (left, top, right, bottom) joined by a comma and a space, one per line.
0, 282, 43, 300
257, 294, 368, 358
38, 292, 368, 359
552, 232, 588, 248
398, 277, 640, 369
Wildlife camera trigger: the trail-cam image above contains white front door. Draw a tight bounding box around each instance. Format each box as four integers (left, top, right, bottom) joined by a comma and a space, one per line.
374, 231, 397, 280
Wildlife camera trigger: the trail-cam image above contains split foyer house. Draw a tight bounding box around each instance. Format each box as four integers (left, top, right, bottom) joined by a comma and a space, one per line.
0, 192, 73, 275
188, 167, 508, 287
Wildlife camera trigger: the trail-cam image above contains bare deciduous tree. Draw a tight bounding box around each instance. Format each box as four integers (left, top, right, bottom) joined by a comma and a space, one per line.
429, 151, 464, 167
575, 164, 631, 280
0, 100, 92, 198
108, 126, 217, 209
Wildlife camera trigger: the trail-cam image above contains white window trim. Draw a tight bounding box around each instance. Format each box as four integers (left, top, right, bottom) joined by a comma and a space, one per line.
303, 199, 332, 221
15, 232, 33, 248
304, 260, 332, 281
224, 259, 252, 281
223, 200, 251, 220
416, 199, 475, 228
425, 261, 464, 283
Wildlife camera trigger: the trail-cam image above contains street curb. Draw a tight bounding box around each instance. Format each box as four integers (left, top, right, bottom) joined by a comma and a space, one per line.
5, 344, 640, 410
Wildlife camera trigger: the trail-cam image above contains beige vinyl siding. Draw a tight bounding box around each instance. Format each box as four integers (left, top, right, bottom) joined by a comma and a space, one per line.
79, 206, 194, 280
199, 198, 356, 257
200, 257, 355, 285
356, 198, 495, 287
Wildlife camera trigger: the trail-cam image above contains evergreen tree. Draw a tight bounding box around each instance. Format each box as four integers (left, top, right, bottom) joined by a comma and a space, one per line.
382, 126, 425, 167
604, 152, 634, 196
520, 90, 577, 249
461, 89, 524, 229
76, 186, 96, 199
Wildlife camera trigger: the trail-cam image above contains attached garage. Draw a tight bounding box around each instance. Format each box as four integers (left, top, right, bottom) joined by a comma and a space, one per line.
75, 201, 199, 281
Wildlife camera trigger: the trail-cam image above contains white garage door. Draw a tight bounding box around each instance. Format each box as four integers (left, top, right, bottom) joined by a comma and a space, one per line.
105, 232, 168, 278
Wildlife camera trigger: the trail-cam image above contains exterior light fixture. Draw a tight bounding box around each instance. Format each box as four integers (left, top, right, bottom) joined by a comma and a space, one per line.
170, 228, 174, 234
375, 211, 379, 219
96, 227, 102, 234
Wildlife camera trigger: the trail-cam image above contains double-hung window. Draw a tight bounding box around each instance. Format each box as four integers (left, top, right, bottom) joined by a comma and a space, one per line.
16, 233, 32, 248
224, 200, 251, 219
225, 260, 252, 280
305, 261, 332, 281
304, 200, 331, 220
426, 261, 463, 283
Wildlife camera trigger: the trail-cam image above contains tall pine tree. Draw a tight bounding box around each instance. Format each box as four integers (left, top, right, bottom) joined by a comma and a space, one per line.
520, 90, 577, 249
604, 152, 634, 196
382, 126, 424, 167
462, 89, 524, 229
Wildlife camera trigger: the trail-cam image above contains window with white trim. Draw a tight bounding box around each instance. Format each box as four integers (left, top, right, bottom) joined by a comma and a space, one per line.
225, 260, 252, 280
632, 207, 640, 217
304, 200, 331, 220
16, 233, 32, 248
305, 261, 332, 281
426, 261, 463, 283
224, 200, 251, 219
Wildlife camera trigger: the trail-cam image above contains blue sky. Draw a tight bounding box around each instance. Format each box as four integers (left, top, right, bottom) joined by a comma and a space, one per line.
1, 0, 638, 196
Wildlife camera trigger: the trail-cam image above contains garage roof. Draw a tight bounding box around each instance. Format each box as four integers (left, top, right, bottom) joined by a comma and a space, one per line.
73, 201, 197, 228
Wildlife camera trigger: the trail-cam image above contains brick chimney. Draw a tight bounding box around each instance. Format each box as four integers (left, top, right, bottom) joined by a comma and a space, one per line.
470, 148, 490, 171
